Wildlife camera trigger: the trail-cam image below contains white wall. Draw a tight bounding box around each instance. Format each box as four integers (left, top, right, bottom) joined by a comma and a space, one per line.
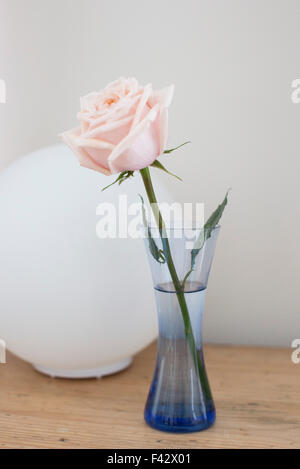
1, 0, 299, 347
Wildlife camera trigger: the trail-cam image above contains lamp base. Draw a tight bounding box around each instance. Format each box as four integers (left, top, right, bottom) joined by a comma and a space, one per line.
33, 357, 132, 379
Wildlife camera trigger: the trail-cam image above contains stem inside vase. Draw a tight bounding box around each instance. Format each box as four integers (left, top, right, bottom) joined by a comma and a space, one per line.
139, 167, 213, 403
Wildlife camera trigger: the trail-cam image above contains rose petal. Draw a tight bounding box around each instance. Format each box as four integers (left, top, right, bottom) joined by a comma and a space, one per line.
61, 128, 111, 175
156, 108, 168, 154
84, 94, 140, 129
148, 84, 174, 109
130, 83, 152, 130
75, 137, 115, 150
61, 127, 90, 162
108, 104, 160, 173
84, 115, 134, 146
82, 147, 112, 174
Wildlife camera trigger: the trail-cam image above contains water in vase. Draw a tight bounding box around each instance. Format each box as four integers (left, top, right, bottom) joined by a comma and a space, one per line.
144, 282, 215, 433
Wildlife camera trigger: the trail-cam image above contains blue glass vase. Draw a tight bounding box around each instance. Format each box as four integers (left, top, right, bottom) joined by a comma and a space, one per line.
144, 225, 220, 433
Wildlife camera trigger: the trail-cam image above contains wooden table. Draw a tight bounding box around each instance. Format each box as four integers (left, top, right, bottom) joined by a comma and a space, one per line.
0, 344, 299, 449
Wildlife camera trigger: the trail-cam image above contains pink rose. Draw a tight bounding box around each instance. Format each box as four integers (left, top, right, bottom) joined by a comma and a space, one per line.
61, 77, 174, 175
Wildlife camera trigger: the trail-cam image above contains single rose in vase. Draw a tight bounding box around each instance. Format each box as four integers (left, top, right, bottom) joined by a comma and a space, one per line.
61, 77, 228, 433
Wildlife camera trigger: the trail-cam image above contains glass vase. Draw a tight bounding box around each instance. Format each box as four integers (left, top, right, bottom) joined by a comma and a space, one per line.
144, 225, 220, 433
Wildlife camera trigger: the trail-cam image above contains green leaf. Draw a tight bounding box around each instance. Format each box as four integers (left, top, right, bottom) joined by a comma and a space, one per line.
182, 190, 229, 288
204, 190, 230, 233
150, 160, 182, 181
139, 195, 166, 264
102, 171, 134, 191
192, 189, 229, 267
163, 141, 191, 154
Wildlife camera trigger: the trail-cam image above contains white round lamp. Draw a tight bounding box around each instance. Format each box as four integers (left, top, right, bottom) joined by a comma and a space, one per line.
0, 144, 170, 378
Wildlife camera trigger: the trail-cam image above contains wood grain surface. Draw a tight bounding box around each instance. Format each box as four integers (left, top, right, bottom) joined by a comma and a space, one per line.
0, 343, 299, 449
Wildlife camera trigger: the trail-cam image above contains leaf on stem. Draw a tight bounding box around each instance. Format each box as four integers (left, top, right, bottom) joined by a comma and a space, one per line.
163, 141, 191, 154
102, 171, 134, 191
182, 190, 229, 288
139, 194, 166, 264
192, 190, 229, 267
150, 160, 182, 181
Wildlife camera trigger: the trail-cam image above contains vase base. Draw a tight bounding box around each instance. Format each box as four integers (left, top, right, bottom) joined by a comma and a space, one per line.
33, 357, 132, 379
144, 409, 216, 433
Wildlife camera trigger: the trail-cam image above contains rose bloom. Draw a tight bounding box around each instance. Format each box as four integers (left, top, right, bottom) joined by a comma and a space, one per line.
61, 77, 174, 175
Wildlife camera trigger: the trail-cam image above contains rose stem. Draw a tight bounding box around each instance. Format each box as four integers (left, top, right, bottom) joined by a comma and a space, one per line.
139, 167, 212, 403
